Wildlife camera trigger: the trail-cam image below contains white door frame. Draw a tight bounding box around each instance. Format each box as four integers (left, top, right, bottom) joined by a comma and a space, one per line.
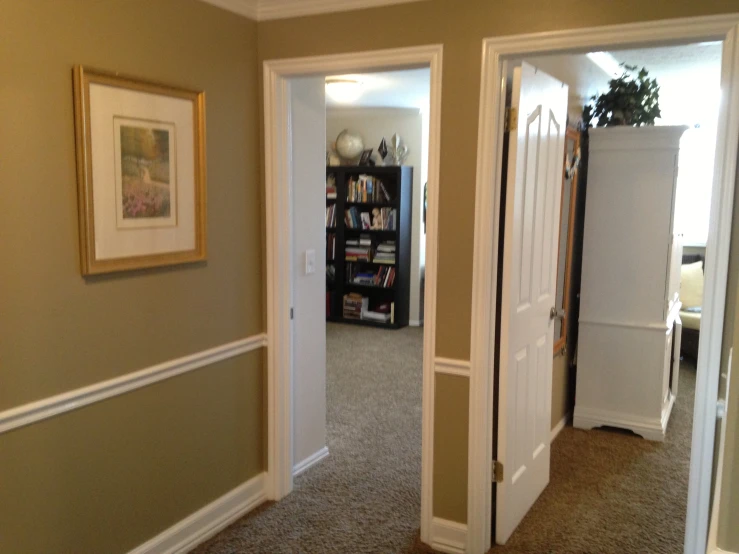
263, 44, 443, 544
469, 14, 739, 554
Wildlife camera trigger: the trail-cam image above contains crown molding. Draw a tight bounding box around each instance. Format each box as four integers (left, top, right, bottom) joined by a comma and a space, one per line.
199, 0, 425, 21
199, 0, 258, 20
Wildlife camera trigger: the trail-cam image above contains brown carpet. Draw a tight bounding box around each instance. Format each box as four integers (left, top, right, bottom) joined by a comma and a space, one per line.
193, 324, 695, 554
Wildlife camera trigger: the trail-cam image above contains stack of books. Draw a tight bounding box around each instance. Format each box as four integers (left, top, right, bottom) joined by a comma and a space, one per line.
347, 175, 391, 203
345, 235, 371, 262
326, 204, 337, 227
373, 241, 396, 264
326, 174, 337, 199
343, 293, 367, 320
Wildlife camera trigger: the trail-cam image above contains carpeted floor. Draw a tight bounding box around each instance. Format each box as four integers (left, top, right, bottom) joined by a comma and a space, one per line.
193, 324, 695, 554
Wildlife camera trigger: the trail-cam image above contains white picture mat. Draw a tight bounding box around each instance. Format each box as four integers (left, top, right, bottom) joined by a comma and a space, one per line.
113, 117, 178, 229
89, 83, 196, 260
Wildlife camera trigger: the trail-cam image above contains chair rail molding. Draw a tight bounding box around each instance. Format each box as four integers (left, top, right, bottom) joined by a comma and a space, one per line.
469, 13, 739, 554
434, 357, 471, 378
0, 333, 268, 435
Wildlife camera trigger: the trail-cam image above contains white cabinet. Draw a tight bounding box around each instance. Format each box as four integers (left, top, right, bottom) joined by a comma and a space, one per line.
573, 126, 687, 441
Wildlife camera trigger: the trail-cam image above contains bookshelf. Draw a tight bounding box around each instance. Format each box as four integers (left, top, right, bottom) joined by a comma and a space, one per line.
325, 165, 412, 329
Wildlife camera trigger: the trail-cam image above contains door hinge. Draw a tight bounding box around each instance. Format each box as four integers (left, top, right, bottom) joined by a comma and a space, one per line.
492, 460, 504, 483
505, 107, 518, 133
290, 307, 294, 320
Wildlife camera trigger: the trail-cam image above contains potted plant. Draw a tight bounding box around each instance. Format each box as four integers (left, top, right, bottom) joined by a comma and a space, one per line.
582, 64, 661, 127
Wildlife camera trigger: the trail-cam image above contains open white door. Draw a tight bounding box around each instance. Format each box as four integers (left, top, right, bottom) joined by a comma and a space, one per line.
496, 62, 568, 544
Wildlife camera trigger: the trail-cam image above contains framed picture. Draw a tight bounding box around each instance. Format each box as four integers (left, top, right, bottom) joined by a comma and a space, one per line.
359, 148, 374, 166
73, 66, 207, 275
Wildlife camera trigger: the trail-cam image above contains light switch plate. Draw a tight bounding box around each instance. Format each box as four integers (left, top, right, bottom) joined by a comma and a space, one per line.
305, 249, 316, 275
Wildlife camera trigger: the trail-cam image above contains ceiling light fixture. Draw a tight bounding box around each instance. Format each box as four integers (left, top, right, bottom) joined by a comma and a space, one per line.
325, 78, 363, 103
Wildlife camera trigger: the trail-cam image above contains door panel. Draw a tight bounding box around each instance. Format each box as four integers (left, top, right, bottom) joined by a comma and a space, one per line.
496, 62, 568, 544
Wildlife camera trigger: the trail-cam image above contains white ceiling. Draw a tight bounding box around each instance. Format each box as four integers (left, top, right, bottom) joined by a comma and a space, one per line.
198, 0, 426, 20
325, 68, 430, 109
610, 42, 722, 79
525, 42, 722, 125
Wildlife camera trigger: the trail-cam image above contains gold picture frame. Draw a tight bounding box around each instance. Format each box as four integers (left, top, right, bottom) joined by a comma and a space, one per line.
73, 65, 207, 275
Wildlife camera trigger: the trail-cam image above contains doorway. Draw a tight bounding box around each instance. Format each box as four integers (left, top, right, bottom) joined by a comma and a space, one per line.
468, 15, 739, 554
263, 45, 443, 546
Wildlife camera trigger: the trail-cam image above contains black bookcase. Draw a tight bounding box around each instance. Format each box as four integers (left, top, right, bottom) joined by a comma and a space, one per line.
326, 165, 412, 329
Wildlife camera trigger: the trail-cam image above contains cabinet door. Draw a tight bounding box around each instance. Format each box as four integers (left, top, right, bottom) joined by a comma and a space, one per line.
665, 233, 683, 317
663, 328, 674, 406
671, 318, 682, 398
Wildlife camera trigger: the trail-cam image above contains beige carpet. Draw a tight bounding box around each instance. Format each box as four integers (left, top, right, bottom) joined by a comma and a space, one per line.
193, 323, 695, 554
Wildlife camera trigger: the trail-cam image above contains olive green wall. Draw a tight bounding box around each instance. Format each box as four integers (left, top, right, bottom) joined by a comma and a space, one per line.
258, 0, 739, 525
0, 0, 264, 552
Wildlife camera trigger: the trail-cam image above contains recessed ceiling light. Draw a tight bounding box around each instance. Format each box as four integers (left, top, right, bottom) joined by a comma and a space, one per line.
325, 78, 363, 103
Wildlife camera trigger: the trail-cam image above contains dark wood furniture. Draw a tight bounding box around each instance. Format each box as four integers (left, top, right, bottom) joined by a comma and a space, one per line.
326, 165, 412, 329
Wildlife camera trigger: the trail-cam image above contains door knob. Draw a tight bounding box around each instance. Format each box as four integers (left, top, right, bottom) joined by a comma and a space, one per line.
550, 307, 565, 320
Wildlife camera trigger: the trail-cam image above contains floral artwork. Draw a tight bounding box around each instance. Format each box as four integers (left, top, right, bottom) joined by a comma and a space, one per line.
113, 117, 177, 229
73, 66, 205, 275
120, 125, 173, 220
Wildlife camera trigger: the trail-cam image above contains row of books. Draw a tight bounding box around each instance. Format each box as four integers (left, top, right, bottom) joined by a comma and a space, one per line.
326, 174, 337, 199
347, 175, 392, 203
326, 204, 337, 227
346, 263, 396, 288
344, 207, 397, 230
344, 207, 371, 229
326, 233, 336, 261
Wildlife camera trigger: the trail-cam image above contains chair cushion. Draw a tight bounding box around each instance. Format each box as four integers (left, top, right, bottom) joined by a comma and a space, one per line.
681, 261, 704, 309
680, 310, 701, 331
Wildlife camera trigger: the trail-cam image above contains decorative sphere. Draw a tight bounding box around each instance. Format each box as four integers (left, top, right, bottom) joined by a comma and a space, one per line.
335, 129, 364, 160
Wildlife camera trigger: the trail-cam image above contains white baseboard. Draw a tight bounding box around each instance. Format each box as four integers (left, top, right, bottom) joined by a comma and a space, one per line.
128, 472, 267, 554
550, 411, 571, 443
710, 549, 738, 554
293, 446, 329, 477
409, 319, 424, 327
430, 517, 467, 554
574, 403, 670, 442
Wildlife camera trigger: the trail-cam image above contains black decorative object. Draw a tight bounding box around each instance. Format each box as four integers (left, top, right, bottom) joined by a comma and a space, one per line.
359, 148, 374, 166
378, 138, 388, 161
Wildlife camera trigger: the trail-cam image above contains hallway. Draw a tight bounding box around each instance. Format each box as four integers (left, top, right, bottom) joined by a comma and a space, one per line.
194, 325, 695, 554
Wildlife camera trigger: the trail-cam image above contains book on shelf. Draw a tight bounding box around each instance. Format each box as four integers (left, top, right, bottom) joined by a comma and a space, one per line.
326, 204, 337, 227
346, 263, 396, 288
373, 240, 396, 264
345, 246, 371, 262
326, 233, 336, 261
347, 174, 393, 203
326, 264, 336, 286
343, 293, 367, 320
326, 174, 337, 199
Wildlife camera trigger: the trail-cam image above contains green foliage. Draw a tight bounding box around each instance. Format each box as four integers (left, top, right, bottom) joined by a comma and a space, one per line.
582, 64, 661, 128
